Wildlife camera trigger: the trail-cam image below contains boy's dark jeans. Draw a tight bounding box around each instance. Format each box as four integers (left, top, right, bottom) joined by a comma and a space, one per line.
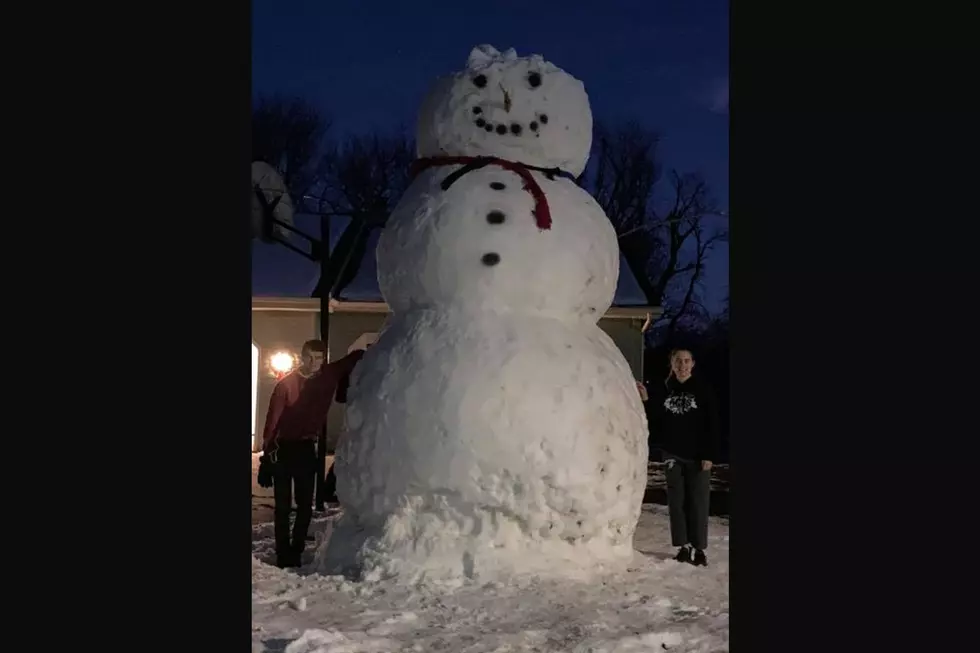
273, 440, 317, 565
314, 430, 338, 508
664, 456, 711, 551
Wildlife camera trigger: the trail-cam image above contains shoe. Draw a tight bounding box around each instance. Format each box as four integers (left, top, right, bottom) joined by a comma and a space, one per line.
692, 549, 707, 566
276, 551, 301, 569
674, 547, 692, 564
276, 542, 306, 569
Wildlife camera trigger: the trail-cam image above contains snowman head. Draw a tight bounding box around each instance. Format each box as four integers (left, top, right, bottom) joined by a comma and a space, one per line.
416, 45, 593, 177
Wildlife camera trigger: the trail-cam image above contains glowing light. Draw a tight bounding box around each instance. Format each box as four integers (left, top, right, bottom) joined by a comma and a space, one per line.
270, 351, 295, 375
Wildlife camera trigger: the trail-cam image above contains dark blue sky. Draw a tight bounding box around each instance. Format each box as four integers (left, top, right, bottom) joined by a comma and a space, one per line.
251, 0, 728, 311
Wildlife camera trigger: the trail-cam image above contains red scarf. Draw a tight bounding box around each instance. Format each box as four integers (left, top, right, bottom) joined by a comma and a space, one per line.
409, 156, 578, 231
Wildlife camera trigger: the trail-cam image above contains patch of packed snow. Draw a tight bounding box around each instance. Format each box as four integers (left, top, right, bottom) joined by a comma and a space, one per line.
253, 504, 728, 652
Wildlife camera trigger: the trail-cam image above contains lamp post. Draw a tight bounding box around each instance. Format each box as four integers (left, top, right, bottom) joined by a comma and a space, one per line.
253, 185, 367, 353
254, 185, 373, 508
318, 214, 330, 346
315, 212, 331, 510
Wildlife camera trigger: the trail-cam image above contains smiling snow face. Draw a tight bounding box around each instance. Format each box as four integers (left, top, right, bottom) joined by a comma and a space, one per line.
416, 44, 593, 177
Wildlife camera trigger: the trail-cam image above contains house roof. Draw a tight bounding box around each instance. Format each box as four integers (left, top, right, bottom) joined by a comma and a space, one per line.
251, 296, 657, 320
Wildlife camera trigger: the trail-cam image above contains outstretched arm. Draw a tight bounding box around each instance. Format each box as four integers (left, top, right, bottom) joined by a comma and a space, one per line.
334, 349, 365, 404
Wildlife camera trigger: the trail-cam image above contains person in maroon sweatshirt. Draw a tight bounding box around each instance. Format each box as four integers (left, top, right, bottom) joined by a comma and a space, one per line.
262, 342, 365, 568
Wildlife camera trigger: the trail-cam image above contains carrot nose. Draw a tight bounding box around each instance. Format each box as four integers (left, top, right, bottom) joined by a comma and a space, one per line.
500, 83, 512, 113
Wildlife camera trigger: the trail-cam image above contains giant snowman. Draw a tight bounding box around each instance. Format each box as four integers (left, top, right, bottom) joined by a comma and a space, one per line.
319, 45, 648, 582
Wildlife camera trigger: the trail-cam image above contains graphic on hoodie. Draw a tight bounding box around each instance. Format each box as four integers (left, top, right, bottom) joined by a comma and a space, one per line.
664, 392, 699, 415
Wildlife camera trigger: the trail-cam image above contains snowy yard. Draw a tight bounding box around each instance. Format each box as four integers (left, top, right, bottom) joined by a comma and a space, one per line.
252, 504, 729, 652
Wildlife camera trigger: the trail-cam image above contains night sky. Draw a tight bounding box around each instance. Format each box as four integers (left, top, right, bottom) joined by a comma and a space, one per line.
251, 0, 728, 312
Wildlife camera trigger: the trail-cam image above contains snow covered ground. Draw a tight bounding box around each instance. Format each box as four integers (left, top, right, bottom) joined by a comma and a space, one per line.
252, 503, 729, 652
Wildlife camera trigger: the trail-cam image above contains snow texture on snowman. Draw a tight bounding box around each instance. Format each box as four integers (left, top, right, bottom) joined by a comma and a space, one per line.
317, 44, 649, 583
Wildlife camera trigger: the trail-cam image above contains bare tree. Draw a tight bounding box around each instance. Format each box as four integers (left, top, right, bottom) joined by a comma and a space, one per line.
311, 131, 414, 225
587, 122, 663, 305
584, 122, 728, 343
306, 130, 415, 296
652, 171, 728, 340
252, 95, 330, 200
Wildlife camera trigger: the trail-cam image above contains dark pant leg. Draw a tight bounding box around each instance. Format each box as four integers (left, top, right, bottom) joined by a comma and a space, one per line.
272, 455, 294, 562
324, 460, 337, 499
314, 429, 327, 508
290, 442, 318, 558
664, 458, 689, 546
684, 461, 711, 550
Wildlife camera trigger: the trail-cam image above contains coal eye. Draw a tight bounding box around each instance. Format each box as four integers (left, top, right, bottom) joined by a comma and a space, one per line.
473, 74, 487, 88
527, 72, 542, 88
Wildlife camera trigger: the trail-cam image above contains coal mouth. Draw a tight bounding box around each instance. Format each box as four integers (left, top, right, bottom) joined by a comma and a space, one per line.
472, 109, 548, 138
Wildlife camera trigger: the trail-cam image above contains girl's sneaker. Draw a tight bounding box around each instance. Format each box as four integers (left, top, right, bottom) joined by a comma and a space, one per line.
675, 546, 692, 564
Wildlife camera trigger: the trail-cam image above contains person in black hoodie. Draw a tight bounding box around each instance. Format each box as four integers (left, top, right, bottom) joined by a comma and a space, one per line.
649, 348, 721, 566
